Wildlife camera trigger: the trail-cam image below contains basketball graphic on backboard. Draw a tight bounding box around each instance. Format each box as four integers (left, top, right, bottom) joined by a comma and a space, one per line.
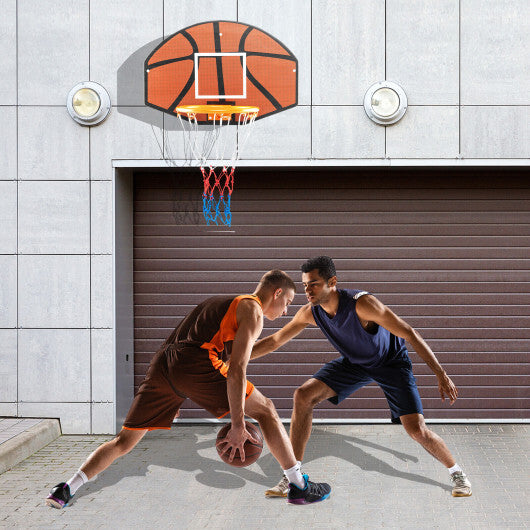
145, 20, 298, 123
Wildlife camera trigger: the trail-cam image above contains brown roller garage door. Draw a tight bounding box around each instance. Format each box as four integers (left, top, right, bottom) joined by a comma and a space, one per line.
133, 167, 529, 420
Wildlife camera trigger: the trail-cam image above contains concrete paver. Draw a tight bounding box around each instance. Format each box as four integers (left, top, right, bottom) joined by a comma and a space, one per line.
0, 424, 528, 529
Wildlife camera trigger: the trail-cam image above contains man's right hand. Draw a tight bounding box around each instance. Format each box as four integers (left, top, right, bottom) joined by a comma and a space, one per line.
216, 423, 261, 463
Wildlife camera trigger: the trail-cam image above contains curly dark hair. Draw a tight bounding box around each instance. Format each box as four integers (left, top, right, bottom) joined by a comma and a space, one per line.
301, 256, 336, 280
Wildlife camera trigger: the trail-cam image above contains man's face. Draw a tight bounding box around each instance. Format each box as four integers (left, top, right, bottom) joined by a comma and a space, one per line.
302, 269, 335, 306
265, 287, 295, 320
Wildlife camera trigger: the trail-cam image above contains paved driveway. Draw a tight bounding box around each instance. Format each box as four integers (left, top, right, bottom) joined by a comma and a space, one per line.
0, 424, 527, 529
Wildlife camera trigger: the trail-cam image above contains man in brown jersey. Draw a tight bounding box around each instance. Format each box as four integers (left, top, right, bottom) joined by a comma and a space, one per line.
46, 270, 331, 508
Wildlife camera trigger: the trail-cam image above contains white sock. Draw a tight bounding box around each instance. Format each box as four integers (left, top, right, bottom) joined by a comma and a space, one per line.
448, 463, 463, 475
282, 461, 302, 477
66, 470, 88, 495
282, 461, 302, 476
283, 462, 305, 489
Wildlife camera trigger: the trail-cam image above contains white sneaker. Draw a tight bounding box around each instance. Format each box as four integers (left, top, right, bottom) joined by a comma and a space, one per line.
451, 471, 472, 497
265, 475, 289, 497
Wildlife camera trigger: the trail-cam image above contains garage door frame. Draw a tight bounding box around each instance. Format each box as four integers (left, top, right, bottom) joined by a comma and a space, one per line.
114, 160, 529, 433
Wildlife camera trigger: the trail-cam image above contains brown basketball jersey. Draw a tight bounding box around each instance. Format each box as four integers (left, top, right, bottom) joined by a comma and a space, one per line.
164, 294, 262, 359
123, 294, 261, 429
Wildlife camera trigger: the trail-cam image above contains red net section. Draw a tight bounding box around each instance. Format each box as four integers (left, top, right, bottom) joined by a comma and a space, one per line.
201, 166, 235, 226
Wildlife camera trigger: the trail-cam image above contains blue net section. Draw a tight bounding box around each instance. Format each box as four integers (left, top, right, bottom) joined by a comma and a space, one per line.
201, 166, 235, 226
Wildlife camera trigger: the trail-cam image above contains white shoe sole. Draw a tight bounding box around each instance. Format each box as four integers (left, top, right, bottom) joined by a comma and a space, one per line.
452, 490, 472, 497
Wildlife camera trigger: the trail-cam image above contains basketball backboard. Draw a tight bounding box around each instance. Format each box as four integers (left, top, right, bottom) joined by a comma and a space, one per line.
145, 20, 298, 124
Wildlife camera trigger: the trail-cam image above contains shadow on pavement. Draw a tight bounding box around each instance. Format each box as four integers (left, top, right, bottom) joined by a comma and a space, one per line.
71, 426, 450, 505
304, 430, 452, 492
71, 432, 273, 506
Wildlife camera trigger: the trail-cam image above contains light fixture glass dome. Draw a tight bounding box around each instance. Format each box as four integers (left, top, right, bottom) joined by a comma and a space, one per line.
67, 82, 111, 126
371, 87, 400, 118
364, 81, 407, 125
72, 88, 101, 118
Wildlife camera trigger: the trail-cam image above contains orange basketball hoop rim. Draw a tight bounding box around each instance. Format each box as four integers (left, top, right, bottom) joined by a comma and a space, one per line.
176, 104, 259, 122
174, 104, 259, 227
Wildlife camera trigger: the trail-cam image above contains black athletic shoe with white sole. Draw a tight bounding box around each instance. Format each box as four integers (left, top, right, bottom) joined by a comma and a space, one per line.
287, 474, 331, 505
45, 482, 73, 509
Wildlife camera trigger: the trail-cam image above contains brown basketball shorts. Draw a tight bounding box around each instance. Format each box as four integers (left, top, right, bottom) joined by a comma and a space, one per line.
123, 346, 255, 431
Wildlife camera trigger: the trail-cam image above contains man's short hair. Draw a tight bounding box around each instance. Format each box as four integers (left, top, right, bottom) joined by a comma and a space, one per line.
301, 256, 336, 280
259, 270, 296, 292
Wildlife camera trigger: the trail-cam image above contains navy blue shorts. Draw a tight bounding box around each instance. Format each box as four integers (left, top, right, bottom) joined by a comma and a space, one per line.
313, 356, 423, 421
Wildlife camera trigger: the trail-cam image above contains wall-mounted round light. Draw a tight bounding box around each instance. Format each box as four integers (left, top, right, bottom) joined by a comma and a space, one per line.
364, 81, 407, 125
67, 82, 111, 126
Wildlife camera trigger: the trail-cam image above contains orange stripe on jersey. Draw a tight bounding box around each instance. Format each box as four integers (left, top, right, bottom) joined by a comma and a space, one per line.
203, 295, 262, 395
202, 294, 262, 357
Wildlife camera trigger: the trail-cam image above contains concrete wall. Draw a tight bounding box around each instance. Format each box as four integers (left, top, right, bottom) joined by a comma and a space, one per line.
0, 0, 528, 433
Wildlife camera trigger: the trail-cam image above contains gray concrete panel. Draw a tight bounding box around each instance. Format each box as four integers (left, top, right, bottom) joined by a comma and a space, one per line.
312, 105, 385, 158
461, 0, 530, 104
0, 403, 17, 416
90, 0, 163, 106
0, 0, 16, 104
17, 402, 90, 434
164, 0, 237, 36
91, 255, 113, 328
91, 329, 114, 402
387, 0, 459, 105
18, 255, 90, 328
91, 402, 115, 434
0, 107, 17, 180
0, 256, 16, 328
91, 180, 113, 255
0, 181, 17, 253
17, 107, 89, 180
90, 109, 163, 179
239, 0, 310, 105
18, 181, 90, 254
18, 0, 89, 105
18, 329, 90, 402
240, 105, 311, 159
0, 329, 17, 401
312, 0, 385, 105
461, 106, 530, 158
386, 106, 459, 158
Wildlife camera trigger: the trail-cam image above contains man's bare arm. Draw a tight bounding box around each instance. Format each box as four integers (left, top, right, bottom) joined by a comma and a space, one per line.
250, 304, 315, 360
355, 294, 458, 404
217, 299, 263, 463
227, 300, 263, 428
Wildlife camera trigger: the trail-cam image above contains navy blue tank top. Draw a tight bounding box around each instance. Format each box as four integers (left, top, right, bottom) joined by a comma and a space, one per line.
311, 288, 408, 368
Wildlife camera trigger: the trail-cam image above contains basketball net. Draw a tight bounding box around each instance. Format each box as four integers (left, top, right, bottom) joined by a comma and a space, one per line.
167, 105, 258, 227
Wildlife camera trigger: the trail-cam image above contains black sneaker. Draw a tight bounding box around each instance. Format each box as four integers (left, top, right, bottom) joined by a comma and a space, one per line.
287, 474, 331, 505
45, 482, 73, 509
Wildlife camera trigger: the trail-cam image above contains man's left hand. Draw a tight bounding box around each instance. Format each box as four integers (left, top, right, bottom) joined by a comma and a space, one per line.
437, 372, 458, 405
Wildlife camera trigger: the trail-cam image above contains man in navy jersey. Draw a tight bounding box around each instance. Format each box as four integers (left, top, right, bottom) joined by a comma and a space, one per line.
252, 256, 472, 498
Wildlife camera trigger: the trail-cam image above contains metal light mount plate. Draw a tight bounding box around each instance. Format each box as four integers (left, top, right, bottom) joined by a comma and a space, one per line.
67, 81, 111, 126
